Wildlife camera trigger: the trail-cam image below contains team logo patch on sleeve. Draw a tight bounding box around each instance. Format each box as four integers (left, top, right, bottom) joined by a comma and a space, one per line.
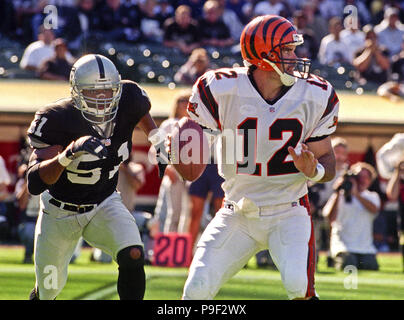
187, 102, 199, 117
328, 116, 338, 129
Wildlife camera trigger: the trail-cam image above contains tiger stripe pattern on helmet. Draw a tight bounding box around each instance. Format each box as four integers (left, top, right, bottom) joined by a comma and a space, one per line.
241, 15, 304, 72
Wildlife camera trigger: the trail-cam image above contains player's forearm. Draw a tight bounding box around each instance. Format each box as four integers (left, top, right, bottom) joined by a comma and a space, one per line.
386, 169, 400, 201
27, 157, 65, 194
26, 146, 66, 194
37, 158, 66, 185
137, 113, 158, 138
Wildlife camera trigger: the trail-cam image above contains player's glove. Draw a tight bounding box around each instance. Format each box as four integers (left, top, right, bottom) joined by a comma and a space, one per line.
148, 129, 170, 179
58, 136, 108, 167
155, 140, 170, 179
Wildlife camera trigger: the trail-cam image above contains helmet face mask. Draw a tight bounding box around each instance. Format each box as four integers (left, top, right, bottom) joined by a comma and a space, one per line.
240, 15, 311, 85
263, 44, 311, 80
70, 54, 122, 125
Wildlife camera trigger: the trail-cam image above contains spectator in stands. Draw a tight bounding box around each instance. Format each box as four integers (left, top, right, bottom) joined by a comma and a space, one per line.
0, 155, 11, 242
301, 1, 328, 45
0, 156, 11, 202
318, 0, 342, 21
391, 36, 404, 81
188, 163, 225, 250
158, 0, 175, 23
163, 5, 200, 55
118, 160, 146, 214
317, 0, 371, 25
13, 0, 46, 42
98, 0, 142, 43
344, 0, 371, 26
377, 36, 404, 101
323, 162, 381, 271
15, 163, 40, 264
30, 0, 55, 43
0, 0, 15, 39
292, 10, 318, 60
19, 25, 55, 73
68, 0, 102, 51
375, 7, 404, 59
139, 0, 165, 43
353, 25, 390, 85
226, 0, 250, 24
177, 0, 205, 19
174, 48, 211, 85
316, 138, 350, 209
253, 0, 288, 18
153, 90, 192, 234
38, 38, 74, 81
377, 81, 404, 102
198, 0, 234, 48
216, 0, 244, 42
310, 137, 349, 267
318, 17, 352, 66
340, 15, 366, 63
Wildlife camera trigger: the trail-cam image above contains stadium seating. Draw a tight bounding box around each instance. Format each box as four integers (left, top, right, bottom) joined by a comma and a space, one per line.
0, 37, 380, 92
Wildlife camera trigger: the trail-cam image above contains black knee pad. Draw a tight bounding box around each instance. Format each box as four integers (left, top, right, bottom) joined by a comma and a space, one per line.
117, 245, 145, 269
116, 245, 146, 300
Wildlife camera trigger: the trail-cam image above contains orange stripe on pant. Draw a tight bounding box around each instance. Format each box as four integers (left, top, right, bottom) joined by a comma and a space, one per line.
300, 194, 316, 298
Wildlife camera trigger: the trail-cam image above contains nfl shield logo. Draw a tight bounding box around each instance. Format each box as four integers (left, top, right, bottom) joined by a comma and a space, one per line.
269, 107, 275, 113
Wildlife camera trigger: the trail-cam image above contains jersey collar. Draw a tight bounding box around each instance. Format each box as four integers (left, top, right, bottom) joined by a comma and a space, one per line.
247, 68, 293, 105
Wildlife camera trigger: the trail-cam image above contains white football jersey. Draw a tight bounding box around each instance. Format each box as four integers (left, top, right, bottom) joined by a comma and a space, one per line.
187, 67, 339, 206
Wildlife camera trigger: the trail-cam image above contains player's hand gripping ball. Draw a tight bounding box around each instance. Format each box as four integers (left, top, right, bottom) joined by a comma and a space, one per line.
65, 135, 108, 160
169, 117, 209, 181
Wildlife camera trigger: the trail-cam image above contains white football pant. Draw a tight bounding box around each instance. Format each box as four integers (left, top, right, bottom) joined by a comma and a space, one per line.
34, 191, 142, 300
182, 197, 316, 300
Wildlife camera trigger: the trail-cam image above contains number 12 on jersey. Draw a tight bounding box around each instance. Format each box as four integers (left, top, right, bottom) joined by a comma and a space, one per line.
236, 118, 303, 176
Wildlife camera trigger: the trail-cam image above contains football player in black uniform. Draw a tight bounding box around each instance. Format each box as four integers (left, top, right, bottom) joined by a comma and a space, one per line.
26, 54, 167, 300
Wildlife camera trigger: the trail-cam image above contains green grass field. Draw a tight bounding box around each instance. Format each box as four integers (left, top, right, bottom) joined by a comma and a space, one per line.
0, 246, 403, 300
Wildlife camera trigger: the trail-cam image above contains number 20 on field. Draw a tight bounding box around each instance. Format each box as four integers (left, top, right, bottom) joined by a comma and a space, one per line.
153, 233, 192, 268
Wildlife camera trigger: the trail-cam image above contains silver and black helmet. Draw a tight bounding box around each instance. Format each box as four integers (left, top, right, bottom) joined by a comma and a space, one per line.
70, 54, 122, 124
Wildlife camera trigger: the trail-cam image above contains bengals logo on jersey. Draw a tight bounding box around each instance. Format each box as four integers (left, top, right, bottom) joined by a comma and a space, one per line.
187, 102, 199, 117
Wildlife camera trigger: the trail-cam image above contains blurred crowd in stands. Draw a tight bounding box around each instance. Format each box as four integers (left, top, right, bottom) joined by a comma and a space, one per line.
0, 0, 403, 92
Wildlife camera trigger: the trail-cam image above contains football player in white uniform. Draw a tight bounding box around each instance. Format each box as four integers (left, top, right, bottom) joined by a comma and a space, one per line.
181, 15, 339, 300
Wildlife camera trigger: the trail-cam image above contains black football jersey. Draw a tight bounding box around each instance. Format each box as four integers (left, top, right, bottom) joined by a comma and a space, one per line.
27, 81, 151, 205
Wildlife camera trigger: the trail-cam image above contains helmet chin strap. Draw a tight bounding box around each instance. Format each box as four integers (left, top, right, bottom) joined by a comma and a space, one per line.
263, 58, 296, 86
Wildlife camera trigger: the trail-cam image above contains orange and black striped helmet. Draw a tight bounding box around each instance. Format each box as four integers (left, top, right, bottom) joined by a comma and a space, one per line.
240, 15, 310, 78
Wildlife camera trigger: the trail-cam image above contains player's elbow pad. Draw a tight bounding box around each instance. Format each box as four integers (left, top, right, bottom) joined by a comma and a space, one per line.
27, 163, 49, 195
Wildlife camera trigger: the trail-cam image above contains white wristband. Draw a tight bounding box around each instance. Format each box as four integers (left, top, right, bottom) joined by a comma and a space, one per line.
57, 151, 72, 167
306, 163, 325, 182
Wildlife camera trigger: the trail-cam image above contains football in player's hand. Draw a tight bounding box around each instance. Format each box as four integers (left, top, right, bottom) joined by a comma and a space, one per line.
170, 117, 209, 181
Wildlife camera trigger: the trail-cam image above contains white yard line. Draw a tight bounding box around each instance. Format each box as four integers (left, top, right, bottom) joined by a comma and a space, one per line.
80, 284, 117, 300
